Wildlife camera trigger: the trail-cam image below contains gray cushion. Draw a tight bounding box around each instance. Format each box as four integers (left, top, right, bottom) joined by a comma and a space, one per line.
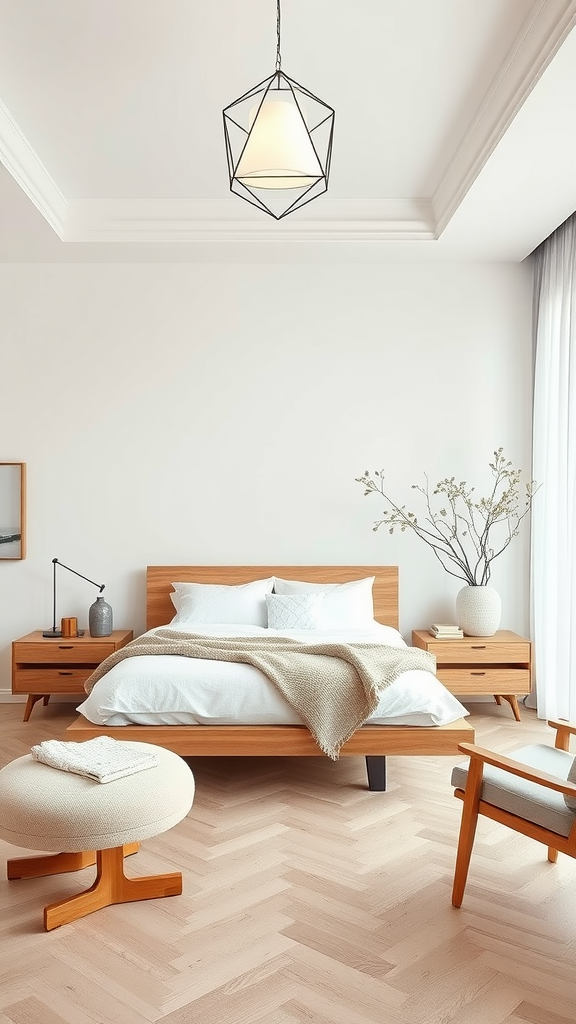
565, 755, 576, 811
451, 744, 576, 838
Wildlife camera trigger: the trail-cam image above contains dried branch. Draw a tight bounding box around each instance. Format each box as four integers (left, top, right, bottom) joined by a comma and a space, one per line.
355, 448, 540, 586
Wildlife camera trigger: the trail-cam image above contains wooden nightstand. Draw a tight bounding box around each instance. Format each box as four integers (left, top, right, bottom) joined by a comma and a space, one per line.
411, 629, 531, 721
12, 629, 133, 721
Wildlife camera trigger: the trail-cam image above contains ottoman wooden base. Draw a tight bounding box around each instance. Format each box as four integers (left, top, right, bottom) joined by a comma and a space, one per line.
7, 842, 183, 930
7, 842, 139, 879
0, 742, 195, 930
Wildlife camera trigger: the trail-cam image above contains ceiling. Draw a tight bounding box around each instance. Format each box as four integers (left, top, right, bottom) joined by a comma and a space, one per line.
1, 0, 576, 263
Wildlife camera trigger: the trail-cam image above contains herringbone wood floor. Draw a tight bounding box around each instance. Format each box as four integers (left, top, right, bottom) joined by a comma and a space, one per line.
1, 701, 576, 1024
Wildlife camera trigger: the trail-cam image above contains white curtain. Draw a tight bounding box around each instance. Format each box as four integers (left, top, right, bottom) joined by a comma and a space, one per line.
531, 213, 576, 720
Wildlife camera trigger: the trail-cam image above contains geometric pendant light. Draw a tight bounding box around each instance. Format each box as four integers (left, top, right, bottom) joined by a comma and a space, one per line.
223, 0, 335, 220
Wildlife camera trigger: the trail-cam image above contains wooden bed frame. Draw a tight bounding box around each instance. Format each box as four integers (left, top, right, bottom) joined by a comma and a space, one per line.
67, 565, 474, 790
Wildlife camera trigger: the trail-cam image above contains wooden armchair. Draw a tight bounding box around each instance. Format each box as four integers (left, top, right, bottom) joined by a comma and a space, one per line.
451, 719, 576, 907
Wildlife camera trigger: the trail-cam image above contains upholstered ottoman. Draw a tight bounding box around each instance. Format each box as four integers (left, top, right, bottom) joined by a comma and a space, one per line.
0, 742, 195, 930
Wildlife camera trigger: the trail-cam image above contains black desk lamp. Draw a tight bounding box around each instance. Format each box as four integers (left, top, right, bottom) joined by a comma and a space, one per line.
43, 558, 105, 638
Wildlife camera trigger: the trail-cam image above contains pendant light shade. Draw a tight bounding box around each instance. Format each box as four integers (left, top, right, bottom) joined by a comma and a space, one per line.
235, 97, 323, 190
223, 2, 334, 219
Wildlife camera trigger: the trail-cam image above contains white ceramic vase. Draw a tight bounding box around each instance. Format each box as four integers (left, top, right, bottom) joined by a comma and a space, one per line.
456, 585, 501, 637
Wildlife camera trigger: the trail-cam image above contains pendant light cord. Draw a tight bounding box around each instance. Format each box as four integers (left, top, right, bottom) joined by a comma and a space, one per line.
275, 0, 282, 71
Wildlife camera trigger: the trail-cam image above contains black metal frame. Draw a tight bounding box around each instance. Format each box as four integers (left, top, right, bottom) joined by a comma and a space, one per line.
223, 66, 334, 220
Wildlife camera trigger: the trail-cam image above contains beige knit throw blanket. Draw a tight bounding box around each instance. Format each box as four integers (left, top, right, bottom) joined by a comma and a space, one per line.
84, 630, 437, 760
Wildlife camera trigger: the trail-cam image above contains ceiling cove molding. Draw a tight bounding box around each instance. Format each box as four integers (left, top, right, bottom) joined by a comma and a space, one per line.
433, 0, 576, 236
65, 197, 437, 243
0, 99, 67, 237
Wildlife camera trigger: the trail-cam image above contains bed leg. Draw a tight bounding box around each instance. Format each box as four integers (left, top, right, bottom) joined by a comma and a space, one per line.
365, 756, 386, 791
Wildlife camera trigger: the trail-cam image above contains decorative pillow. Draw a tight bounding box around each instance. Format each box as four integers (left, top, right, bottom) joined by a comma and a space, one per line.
265, 592, 324, 630
170, 578, 274, 627
272, 576, 375, 629
564, 756, 576, 811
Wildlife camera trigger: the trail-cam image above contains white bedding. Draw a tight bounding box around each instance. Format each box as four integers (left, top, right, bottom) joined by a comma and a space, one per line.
77, 621, 469, 728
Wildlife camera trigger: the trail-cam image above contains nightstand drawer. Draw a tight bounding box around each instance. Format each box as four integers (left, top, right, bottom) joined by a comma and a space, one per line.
437, 667, 531, 695
12, 667, 96, 693
426, 640, 530, 665
15, 640, 117, 664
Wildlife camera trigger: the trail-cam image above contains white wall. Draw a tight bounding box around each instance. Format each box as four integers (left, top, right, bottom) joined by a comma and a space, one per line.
0, 260, 534, 696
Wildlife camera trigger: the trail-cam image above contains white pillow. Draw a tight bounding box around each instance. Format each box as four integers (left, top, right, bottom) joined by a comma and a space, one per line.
266, 592, 324, 630
273, 576, 375, 629
170, 578, 274, 627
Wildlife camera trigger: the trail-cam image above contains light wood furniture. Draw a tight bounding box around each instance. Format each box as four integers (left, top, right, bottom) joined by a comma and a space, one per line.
68, 566, 474, 789
0, 743, 194, 930
69, 714, 472, 758
12, 629, 133, 722
411, 629, 531, 721
451, 720, 576, 908
5, 845, 171, 931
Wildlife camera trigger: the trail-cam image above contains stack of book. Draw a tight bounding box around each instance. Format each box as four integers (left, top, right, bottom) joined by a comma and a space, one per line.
429, 623, 464, 639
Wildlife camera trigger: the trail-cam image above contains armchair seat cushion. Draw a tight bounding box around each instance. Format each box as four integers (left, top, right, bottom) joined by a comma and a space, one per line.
451, 744, 576, 838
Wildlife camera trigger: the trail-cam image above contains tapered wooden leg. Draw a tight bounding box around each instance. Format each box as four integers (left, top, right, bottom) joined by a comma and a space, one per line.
500, 694, 522, 721
494, 695, 502, 706
6, 843, 139, 880
22, 694, 47, 722
44, 846, 182, 931
548, 847, 559, 863
22, 694, 51, 721
452, 757, 484, 908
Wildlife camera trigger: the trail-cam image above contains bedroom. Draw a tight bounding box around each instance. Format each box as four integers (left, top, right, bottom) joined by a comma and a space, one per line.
1, 2, 576, 1022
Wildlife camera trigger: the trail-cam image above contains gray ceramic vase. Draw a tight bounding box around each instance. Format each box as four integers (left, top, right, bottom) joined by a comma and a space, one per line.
89, 594, 113, 636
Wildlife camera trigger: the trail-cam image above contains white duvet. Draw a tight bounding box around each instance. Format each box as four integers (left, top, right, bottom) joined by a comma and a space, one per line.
77, 621, 469, 728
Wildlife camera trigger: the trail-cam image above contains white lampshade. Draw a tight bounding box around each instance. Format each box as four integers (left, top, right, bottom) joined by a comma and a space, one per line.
235, 98, 323, 190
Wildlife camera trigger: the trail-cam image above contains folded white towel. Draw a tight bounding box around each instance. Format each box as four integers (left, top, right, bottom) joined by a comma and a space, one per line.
31, 736, 158, 784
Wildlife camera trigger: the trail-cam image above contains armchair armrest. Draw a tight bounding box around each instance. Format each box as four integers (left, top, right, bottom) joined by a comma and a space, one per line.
548, 719, 576, 751
457, 742, 576, 801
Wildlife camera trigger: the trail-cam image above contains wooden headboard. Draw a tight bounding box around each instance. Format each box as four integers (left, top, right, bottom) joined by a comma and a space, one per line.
146, 565, 399, 631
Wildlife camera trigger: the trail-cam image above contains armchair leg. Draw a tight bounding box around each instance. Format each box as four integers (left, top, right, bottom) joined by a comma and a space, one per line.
452, 758, 484, 908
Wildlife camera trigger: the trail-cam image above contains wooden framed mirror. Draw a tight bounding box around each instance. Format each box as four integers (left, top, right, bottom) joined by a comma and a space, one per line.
0, 463, 26, 559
